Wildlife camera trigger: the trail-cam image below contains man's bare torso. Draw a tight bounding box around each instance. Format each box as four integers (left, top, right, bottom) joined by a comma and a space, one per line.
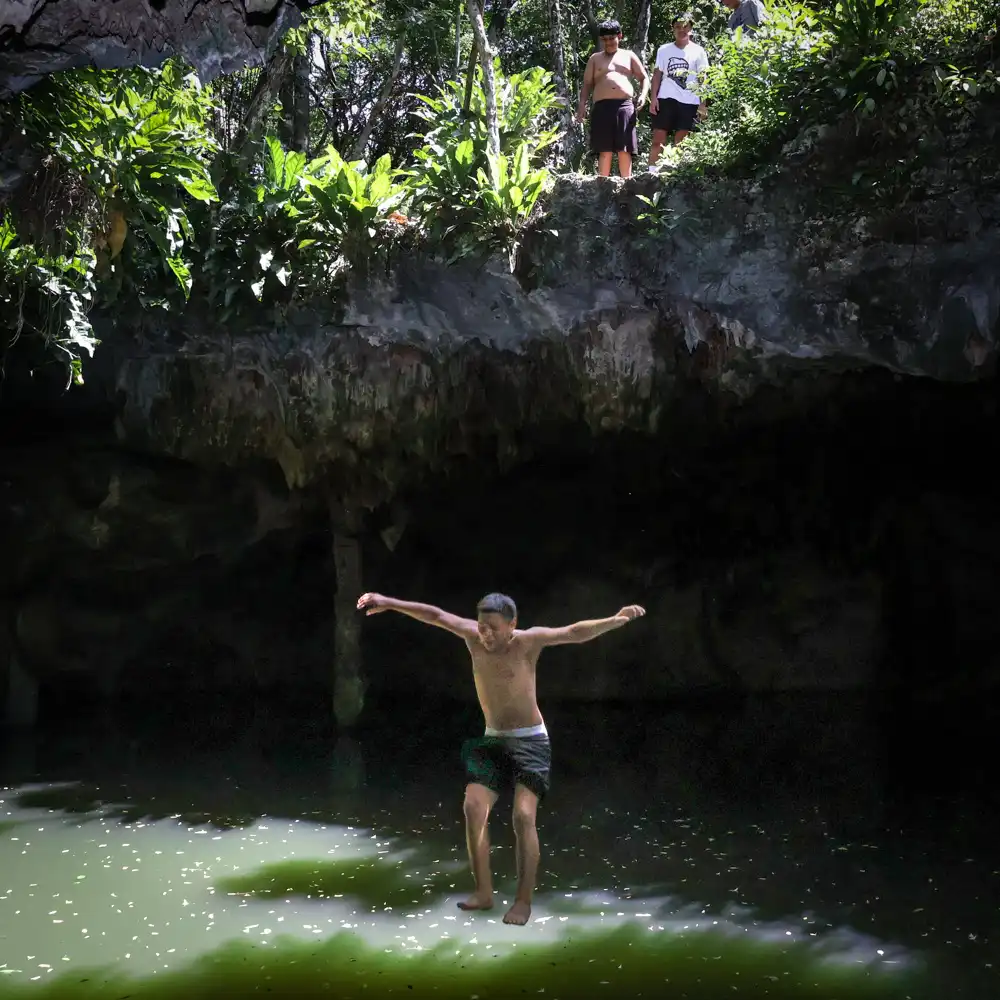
590, 49, 638, 102
465, 632, 544, 731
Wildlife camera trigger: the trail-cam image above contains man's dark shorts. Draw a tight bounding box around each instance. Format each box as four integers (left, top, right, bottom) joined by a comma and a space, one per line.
461, 732, 551, 800
651, 97, 699, 134
590, 98, 638, 155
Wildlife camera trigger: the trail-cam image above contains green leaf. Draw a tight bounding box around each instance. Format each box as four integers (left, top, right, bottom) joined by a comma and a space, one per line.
166, 255, 192, 296
176, 173, 217, 202
0, 214, 17, 252
265, 136, 286, 186
283, 150, 308, 186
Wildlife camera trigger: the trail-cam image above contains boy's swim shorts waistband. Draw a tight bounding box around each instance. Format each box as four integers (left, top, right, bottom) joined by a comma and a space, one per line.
483, 723, 548, 738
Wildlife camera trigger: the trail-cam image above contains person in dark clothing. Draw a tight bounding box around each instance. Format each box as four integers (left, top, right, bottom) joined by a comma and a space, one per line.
722, 0, 767, 36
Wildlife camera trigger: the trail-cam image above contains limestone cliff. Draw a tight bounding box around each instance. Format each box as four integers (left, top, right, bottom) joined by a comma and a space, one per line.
112, 128, 1000, 494
0, 0, 321, 98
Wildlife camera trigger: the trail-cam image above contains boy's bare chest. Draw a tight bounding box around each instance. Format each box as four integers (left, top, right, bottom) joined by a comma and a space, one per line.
595, 54, 630, 80
472, 651, 534, 685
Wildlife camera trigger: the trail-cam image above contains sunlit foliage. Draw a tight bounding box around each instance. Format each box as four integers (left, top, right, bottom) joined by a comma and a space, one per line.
0, 0, 996, 381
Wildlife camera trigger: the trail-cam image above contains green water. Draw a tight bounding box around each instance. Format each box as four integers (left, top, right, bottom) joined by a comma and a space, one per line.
0, 696, 996, 998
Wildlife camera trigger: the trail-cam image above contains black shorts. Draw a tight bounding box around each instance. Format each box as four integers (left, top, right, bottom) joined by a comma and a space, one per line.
461, 733, 552, 800
590, 98, 638, 154
651, 98, 699, 134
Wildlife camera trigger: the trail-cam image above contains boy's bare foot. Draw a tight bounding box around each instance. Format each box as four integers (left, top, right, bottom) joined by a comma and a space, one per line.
503, 900, 532, 925
457, 892, 494, 911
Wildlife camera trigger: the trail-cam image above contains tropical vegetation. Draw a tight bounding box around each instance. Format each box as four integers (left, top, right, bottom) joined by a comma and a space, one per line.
0, 0, 996, 384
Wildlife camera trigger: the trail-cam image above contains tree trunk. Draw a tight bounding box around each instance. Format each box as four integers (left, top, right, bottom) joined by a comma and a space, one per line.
278, 71, 294, 148
633, 0, 652, 63
4, 651, 38, 729
350, 33, 406, 162
291, 50, 311, 153
466, 0, 500, 155
488, 0, 520, 41
232, 46, 293, 159
454, 0, 463, 77
546, 0, 579, 168
581, 0, 600, 45
461, 43, 479, 115
330, 501, 366, 728
462, 0, 516, 115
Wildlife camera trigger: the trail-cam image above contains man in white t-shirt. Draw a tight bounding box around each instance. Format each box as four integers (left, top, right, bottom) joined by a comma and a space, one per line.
647, 14, 709, 170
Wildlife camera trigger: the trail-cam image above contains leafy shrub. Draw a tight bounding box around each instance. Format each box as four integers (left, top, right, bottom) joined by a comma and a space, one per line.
816, 0, 919, 57
668, 0, 999, 177
405, 66, 557, 260
468, 143, 551, 262
296, 145, 409, 279
0, 212, 97, 385
406, 136, 550, 262
20, 62, 217, 295
1, 60, 217, 378
194, 137, 409, 316
411, 65, 561, 164
666, 4, 829, 171
191, 137, 305, 315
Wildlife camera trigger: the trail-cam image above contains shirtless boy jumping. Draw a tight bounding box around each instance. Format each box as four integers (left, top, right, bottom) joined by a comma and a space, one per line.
576, 19, 650, 178
356, 590, 646, 925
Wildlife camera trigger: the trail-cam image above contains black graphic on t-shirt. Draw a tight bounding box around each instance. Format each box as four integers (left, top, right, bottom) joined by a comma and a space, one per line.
666, 55, 690, 89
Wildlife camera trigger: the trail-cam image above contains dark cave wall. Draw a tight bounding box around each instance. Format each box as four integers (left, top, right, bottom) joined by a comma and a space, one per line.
4, 371, 1000, 722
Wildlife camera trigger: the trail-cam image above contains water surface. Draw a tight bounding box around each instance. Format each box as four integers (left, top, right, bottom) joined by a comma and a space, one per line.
0, 694, 996, 998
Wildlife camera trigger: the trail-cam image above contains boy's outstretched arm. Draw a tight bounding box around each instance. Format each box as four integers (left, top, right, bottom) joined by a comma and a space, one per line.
523, 605, 646, 648
357, 592, 478, 639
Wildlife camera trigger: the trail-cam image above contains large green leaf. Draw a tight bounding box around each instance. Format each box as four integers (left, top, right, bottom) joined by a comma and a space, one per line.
265, 135, 286, 186
176, 173, 217, 202
0, 213, 18, 253
165, 255, 192, 296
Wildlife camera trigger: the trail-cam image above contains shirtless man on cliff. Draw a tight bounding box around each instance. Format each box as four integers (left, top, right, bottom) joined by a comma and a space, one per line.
356, 590, 646, 925
576, 19, 650, 178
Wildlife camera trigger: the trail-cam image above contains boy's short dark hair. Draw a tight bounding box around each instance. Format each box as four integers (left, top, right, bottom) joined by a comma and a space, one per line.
476, 592, 518, 622
598, 19, 622, 36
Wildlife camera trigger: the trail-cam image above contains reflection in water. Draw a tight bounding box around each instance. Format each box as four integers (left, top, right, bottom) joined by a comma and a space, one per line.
0, 801, 914, 998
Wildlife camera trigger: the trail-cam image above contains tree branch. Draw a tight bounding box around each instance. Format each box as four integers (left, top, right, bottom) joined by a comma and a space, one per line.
350, 33, 407, 162
466, 0, 499, 156
231, 47, 294, 160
